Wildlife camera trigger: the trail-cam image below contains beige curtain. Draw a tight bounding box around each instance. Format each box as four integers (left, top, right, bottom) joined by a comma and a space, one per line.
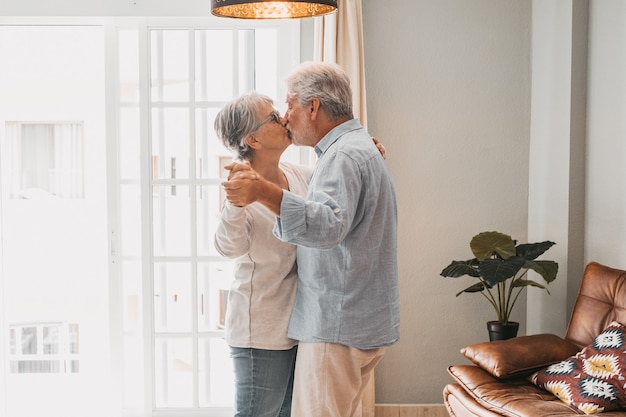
315, 6, 374, 416
314, 0, 368, 129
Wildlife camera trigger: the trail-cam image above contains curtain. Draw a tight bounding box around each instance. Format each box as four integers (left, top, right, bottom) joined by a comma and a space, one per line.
314, 0, 368, 129
314, 5, 375, 415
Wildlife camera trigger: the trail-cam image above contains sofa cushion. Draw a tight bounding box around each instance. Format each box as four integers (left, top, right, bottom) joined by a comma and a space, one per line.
447, 365, 583, 416
461, 333, 581, 379
529, 321, 626, 414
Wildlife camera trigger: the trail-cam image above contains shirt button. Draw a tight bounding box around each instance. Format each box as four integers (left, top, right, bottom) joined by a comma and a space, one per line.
334, 208, 341, 213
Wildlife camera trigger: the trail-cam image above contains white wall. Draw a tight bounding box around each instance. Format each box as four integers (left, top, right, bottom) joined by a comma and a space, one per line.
364, 0, 626, 405
585, 1, 626, 269
363, 0, 531, 404
526, 0, 626, 337
526, 0, 588, 336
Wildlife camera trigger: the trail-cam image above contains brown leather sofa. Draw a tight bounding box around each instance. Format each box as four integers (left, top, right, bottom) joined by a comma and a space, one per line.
443, 262, 626, 416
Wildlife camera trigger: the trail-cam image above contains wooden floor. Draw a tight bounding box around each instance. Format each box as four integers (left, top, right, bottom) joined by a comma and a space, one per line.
375, 404, 448, 417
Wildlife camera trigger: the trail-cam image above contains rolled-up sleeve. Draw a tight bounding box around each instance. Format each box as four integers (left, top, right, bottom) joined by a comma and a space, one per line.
273, 150, 357, 249
273, 190, 307, 238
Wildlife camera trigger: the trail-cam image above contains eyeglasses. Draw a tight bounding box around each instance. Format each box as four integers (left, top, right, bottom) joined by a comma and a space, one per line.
252, 110, 281, 133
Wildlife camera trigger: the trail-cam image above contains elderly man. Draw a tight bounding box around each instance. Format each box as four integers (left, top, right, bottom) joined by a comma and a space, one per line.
222, 61, 399, 417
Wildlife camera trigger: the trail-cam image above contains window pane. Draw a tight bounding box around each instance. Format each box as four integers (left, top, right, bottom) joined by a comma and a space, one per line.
21, 327, 37, 354
154, 262, 192, 333
197, 184, 223, 258
9, 328, 16, 354
254, 29, 279, 97
12, 360, 61, 373
153, 185, 191, 256
43, 326, 59, 354
68, 324, 79, 355
195, 30, 234, 102
151, 30, 189, 102
198, 261, 233, 332
155, 338, 193, 407
237, 30, 255, 94
199, 337, 234, 406
195, 108, 233, 180
152, 108, 190, 180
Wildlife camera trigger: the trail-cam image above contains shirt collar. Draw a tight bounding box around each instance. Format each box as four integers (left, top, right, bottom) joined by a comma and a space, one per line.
314, 119, 363, 158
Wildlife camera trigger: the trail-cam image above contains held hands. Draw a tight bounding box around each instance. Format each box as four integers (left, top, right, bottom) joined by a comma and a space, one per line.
222, 161, 261, 207
224, 161, 258, 181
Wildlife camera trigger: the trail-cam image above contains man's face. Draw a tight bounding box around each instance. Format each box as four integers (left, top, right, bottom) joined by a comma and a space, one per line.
284, 95, 316, 147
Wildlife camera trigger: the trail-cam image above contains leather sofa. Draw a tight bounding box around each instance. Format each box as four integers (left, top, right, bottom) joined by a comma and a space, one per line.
443, 262, 626, 416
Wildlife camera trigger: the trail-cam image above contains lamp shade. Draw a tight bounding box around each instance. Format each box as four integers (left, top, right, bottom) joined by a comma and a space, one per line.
211, 0, 338, 19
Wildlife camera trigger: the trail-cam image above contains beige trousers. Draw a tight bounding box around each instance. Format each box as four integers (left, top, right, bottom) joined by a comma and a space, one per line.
291, 342, 386, 417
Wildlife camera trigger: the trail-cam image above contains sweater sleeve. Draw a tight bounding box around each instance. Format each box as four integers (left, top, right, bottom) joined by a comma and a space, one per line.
214, 201, 251, 258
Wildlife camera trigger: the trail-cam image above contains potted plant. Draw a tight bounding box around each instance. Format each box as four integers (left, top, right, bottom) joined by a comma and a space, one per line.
440, 231, 558, 341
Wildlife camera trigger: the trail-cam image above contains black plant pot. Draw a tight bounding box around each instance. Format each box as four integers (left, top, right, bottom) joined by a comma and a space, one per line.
487, 321, 519, 341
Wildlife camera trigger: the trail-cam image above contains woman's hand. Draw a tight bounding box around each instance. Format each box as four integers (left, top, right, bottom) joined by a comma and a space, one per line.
373, 137, 386, 160
222, 162, 261, 207
224, 161, 259, 181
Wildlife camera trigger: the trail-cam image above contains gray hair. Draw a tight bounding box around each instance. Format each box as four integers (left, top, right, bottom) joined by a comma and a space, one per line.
285, 61, 353, 121
214, 92, 274, 161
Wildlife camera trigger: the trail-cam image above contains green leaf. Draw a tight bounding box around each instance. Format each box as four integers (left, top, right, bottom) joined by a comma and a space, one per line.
456, 281, 487, 296
478, 256, 526, 286
516, 241, 555, 260
525, 260, 559, 283
440, 259, 480, 278
470, 231, 516, 261
512, 278, 546, 290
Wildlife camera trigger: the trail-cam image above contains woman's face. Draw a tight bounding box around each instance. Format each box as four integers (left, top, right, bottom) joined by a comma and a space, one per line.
251, 103, 291, 154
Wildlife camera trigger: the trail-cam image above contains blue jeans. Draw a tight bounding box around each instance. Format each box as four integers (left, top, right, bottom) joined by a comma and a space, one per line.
230, 346, 297, 417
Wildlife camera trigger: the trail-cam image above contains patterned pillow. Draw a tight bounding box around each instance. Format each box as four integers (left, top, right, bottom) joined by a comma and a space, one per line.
529, 321, 626, 414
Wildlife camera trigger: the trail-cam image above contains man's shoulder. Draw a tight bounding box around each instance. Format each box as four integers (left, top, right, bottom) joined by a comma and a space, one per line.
334, 130, 381, 162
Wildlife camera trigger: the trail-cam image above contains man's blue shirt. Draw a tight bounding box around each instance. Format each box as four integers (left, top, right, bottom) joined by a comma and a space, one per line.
274, 119, 400, 349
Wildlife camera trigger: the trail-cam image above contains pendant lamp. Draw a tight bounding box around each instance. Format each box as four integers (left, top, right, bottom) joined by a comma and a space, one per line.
211, 0, 338, 19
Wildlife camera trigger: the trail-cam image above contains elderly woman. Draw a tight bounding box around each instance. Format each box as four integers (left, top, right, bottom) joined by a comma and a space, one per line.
213, 91, 311, 417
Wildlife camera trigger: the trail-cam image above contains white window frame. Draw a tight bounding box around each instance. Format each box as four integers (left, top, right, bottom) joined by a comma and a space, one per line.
110, 17, 304, 417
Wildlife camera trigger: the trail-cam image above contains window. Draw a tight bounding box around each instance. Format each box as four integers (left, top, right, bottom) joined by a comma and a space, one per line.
115, 19, 304, 416
5, 121, 84, 199
9, 322, 79, 374
0, 17, 306, 417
